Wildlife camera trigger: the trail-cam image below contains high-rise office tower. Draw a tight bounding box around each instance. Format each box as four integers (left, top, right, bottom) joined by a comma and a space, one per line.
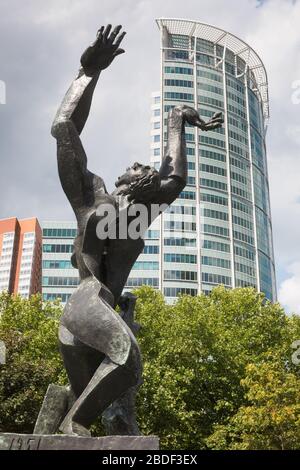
42, 221, 78, 303
0, 217, 42, 298
130, 19, 276, 302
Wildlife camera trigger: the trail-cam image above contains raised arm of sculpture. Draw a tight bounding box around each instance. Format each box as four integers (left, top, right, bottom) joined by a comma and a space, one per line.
155, 105, 224, 206
50, 25, 126, 212
51, 24, 125, 136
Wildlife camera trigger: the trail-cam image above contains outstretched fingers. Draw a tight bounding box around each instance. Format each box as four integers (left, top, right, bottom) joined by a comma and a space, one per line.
204, 121, 222, 130
114, 30, 126, 48
95, 24, 126, 50
210, 112, 224, 125
108, 25, 122, 44
212, 111, 223, 120
97, 26, 104, 40
103, 24, 112, 42
194, 116, 223, 130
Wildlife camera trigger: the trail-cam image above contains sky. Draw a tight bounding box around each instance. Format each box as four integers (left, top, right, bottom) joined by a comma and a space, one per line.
0, 0, 299, 314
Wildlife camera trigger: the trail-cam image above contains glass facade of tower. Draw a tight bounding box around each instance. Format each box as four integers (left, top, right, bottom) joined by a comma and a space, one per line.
128, 19, 276, 302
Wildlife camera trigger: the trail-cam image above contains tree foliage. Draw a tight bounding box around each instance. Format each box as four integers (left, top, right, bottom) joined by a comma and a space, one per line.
0, 287, 299, 449
134, 286, 300, 449
206, 361, 300, 450
0, 292, 66, 433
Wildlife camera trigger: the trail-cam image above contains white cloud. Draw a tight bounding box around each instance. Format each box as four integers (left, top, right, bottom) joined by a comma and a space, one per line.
286, 125, 300, 146
240, 0, 300, 299
279, 262, 300, 315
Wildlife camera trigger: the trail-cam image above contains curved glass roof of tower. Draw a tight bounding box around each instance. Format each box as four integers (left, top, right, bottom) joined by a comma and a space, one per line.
126, 18, 277, 303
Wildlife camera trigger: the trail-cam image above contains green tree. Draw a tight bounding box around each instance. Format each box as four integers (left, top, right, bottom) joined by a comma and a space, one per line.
206, 360, 300, 450
0, 292, 65, 433
133, 286, 300, 449
0, 287, 299, 450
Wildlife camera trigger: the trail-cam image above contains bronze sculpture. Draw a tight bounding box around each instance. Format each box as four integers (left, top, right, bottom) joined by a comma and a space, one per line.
50, 24, 223, 436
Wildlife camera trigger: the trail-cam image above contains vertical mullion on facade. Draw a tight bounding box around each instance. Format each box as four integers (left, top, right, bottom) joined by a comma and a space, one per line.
244, 72, 260, 291
222, 45, 236, 288
193, 35, 202, 294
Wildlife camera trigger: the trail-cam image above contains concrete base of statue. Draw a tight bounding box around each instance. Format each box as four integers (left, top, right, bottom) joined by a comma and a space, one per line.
0, 433, 159, 450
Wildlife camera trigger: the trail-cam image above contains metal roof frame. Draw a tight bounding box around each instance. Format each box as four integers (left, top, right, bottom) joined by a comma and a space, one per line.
156, 18, 269, 121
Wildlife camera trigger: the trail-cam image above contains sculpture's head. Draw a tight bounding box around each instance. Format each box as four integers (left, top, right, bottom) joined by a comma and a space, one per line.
115, 162, 161, 203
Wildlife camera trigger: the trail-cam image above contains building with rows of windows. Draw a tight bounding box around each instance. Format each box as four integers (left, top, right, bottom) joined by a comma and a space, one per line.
0, 217, 42, 298
135, 18, 276, 302
42, 221, 78, 303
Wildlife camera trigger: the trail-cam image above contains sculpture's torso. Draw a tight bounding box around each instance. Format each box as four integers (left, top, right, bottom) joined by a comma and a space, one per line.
72, 173, 146, 306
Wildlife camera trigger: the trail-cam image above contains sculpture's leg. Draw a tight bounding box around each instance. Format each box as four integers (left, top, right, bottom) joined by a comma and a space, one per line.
58, 277, 142, 436
102, 293, 141, 435
59, 324, 105, 398
33, 325, 105, 435
59, 339, 141, 436
102, 385, 140, 435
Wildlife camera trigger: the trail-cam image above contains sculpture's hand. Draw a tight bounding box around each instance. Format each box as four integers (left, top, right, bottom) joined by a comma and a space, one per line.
201, 111, 224, 131
180, 105, 224, 131
81, 24, 126, 75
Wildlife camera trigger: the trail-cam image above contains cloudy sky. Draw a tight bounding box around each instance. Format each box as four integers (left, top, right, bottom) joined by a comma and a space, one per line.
0, 0, 299, 313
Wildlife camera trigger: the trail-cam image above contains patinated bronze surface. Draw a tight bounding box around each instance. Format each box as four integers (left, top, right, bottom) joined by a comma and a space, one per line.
48, 24, 223, 436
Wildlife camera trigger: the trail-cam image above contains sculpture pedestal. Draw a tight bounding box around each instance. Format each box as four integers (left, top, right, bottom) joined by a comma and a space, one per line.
0, 433, 159, 450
